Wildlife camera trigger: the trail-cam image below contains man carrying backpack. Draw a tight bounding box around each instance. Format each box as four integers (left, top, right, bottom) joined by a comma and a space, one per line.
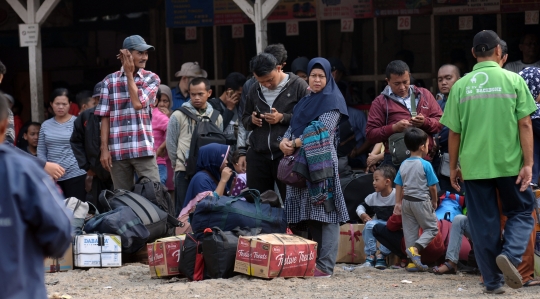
167, 77, 223, 215
70, 81, 113, 210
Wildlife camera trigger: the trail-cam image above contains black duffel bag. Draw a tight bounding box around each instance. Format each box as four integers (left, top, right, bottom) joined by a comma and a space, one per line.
191, 189, 287, 235
202, 227, 261, 279
99, 189, 181, 242
179, 233, 206, 281
84, 206, 150, 254
340, 171, 375, 223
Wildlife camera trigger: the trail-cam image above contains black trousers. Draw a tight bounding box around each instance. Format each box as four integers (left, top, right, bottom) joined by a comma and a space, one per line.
57, 174, 87, 200
246, 148, 286, 200
372, 223, 407, 259
89, 176, 114, 212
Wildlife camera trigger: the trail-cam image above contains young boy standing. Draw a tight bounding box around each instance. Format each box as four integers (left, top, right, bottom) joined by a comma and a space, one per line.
356, 164, 396, 269
394, 127, 439, 271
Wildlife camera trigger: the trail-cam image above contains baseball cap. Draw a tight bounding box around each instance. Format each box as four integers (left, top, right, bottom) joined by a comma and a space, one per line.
473, 30, 500, 53
92, 81, 103, 98
328, 57, 346, 74
123, 35, 155, 51
174, 62, 208, 78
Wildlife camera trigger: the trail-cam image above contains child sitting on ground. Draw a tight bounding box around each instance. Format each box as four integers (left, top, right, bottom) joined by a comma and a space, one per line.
356, 164, 396, 269
394, 127, 439, 272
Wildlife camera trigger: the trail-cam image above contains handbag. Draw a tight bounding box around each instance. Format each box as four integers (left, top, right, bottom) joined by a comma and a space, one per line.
387, 92, 416, 166
277, 149, 307, 188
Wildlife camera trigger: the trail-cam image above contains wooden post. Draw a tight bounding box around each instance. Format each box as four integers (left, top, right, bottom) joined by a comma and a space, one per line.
7, 0, 60, 122
373, 17, 378, 93
233, 0, 279, 53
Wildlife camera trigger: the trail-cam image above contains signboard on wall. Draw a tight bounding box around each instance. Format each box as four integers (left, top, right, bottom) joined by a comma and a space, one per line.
374, 0, 432, 16
166, 0, 214, 28
501, 0, 540, 13
214, 0, 251, 25
318, 0, 373, 20
268, 0, 317, 21
433, 0, 500, 15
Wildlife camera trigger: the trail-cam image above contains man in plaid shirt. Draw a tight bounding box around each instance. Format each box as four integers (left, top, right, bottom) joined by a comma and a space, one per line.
96, 35, 161, 190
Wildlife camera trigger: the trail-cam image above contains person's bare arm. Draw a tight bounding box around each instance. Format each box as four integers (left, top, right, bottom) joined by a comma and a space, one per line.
393, 185, 403, 215
429, 185, 438, 210
517, 116, 534, 191
448, 130, 463, 192
100, 116, 112, 172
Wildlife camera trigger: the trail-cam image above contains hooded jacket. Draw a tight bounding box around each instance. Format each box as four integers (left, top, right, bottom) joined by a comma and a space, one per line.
167, 101, 224, 172
242, 73, 309, 160
183, 144, 230, 208
0, 144, 72, 299
366, 85, 442, 156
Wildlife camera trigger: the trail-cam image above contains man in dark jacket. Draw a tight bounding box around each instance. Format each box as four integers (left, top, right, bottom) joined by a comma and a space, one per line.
366, 60, 442, 170
242, 52, 309, 199
0, 93, 72, 299
70, 81, 113, 209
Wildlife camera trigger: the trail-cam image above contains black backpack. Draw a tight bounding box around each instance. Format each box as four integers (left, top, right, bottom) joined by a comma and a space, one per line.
179, 107, 227, 179
337, 118, 356, 158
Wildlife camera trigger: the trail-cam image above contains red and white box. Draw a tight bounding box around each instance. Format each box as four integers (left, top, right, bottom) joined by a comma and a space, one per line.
147, 235, 185, 278
234, 234, 317, 278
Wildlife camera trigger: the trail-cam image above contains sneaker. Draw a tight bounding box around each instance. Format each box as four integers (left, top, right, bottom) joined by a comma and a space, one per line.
365, 255, 375, 267
313, 268, 331, 278
406, 247, 428, 271
375, 254, 387, 269
496, 255, 523, 289
405, 262, 418, 272
483, 286, 505, 294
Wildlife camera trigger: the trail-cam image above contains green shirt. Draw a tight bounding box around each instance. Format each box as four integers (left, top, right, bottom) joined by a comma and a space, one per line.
440, 61, 536, 180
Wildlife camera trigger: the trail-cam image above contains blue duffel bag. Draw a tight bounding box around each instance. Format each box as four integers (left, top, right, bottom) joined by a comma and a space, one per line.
190, 189, 287, 235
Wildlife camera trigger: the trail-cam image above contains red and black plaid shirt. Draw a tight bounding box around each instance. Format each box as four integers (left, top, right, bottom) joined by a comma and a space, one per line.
95, 68, 160, 161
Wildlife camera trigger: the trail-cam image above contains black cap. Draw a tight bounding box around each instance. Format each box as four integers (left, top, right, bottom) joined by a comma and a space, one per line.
327, 57, 346, 74
92, 81, 103, 98
473, 30, 500, 53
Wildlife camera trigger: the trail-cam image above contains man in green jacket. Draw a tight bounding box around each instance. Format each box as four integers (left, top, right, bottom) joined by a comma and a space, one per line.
440, 30, 537, 294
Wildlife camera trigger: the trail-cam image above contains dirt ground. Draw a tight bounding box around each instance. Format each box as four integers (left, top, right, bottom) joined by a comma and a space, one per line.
46, 263, 540, 299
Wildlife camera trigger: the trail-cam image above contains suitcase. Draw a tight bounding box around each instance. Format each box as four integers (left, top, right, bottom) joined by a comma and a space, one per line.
340, 171, 375, 223
191, 190, 287, 235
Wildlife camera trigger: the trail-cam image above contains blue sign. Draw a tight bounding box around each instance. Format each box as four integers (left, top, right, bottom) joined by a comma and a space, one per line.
166, 0, 214, 28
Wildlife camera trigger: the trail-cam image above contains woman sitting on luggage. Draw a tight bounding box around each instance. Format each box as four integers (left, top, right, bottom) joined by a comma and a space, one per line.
279, 57, 349, 278
182, 143, 233, 209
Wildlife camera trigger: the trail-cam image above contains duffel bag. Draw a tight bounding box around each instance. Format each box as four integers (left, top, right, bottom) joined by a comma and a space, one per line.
340, 171, 375, 223
202, 227, 261, 279
84, 206, 150, 254
179, 233, 206, 281
99, 189, 182, 242
191, 189, 287, 234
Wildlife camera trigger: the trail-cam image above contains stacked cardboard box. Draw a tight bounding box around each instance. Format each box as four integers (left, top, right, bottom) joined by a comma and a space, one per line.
336, 223, 366, 264
234, 234, 317, 278
74, 234, 122, 267
147, 235, 186, 278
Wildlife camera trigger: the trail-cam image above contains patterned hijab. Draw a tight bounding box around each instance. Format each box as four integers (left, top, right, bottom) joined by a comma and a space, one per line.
519, 67, 540, 119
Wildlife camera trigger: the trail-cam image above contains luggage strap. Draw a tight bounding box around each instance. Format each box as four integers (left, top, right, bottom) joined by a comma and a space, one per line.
101, 190, 161, 225
133, 176, 157, 203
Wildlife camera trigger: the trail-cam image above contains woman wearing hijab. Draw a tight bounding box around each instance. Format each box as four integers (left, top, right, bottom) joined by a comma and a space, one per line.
519, 67, 540, 188
183, 143, 233, 209
279, 57, 349, 278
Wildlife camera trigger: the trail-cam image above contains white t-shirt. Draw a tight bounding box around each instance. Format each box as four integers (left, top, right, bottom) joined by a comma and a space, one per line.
260, 74, 289, 108
504, 60, 540, 74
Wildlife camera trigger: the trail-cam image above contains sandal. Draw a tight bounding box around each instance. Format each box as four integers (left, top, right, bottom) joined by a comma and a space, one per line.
523, 279, 540, 287
433, 261, 457, 275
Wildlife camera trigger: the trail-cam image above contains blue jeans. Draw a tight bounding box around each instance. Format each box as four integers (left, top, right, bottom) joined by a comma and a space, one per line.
158, 164, 167, 185
174, 171, 190, 217
445, 215, 471, 264
363, 219, 391, 256
531, 119, 540, 185
464, 177, 535, 290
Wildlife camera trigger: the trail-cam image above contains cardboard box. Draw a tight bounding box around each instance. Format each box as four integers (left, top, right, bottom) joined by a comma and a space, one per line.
147, 235, 185, 278
44, 244, 73, 273
75, 253, 122, 267
74, 234, 122, 268
234, 234, 317, 278
336, 223, 366, 264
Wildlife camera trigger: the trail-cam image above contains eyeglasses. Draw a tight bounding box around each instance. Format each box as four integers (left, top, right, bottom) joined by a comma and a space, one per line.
309, 74, 326, 80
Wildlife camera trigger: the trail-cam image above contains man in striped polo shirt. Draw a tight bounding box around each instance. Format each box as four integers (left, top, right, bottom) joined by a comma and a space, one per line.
441, 30, 537, 294
96, 35, 161, 190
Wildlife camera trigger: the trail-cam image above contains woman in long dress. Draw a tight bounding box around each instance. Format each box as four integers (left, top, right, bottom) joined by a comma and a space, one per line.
279, 57, 349, 277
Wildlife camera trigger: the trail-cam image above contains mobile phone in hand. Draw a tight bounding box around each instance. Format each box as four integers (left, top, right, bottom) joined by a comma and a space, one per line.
255, 105, 262, 118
